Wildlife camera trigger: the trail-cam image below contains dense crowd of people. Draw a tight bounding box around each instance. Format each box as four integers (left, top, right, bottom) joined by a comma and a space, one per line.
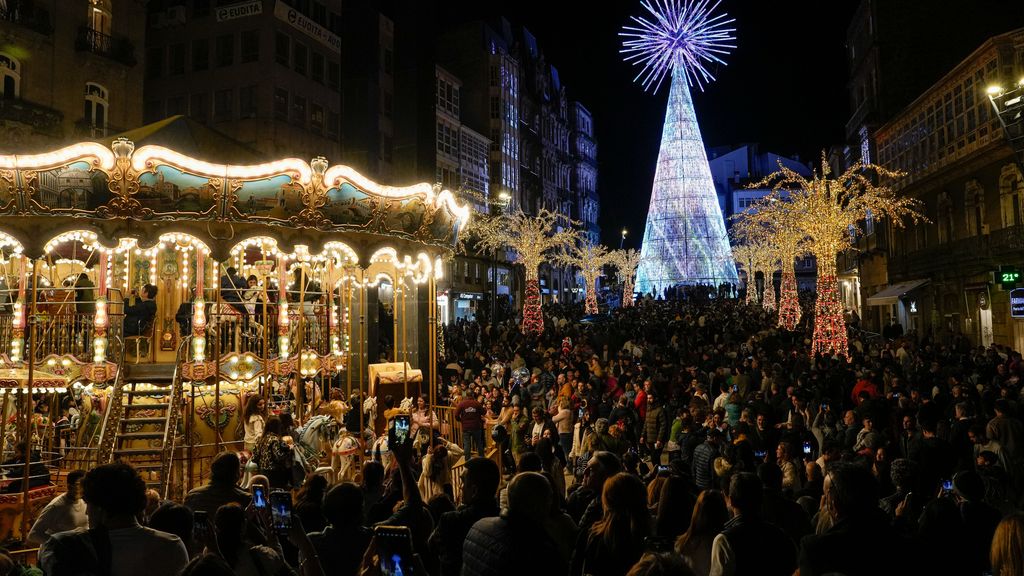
12, 290, 1024, 576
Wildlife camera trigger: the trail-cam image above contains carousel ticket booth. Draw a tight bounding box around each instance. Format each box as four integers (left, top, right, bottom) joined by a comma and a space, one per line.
0, 139, 469, 544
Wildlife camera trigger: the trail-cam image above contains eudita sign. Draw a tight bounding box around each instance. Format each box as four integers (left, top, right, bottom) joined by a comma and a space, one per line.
274, 1, 341, 54
216, 0, 263, 22
1011, 288, 1024, 318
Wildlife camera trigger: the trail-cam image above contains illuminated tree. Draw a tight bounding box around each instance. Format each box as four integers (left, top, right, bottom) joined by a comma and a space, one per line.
755, 248, 780, 312
733, 200, 808, 331
557, 241, 614, 314
731, 243, 758, 305
472, 209, 579, 335
612, 249, 643, 307
753, 156, 927, 359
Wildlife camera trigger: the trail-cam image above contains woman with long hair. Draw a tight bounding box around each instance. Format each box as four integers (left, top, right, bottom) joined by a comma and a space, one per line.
674, 490, 728, 576
417, 440, 463, 501
410, 394, 438, 438
251, 416, 293, 488
242, 395, 266, 452
577, 473, 650, 576
991, 512, 1024, 576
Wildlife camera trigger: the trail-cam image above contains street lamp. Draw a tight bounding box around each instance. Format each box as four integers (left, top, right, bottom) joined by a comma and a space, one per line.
620, 228, 628, 249
987, 80, 1024, 177
491, 191, 512, 321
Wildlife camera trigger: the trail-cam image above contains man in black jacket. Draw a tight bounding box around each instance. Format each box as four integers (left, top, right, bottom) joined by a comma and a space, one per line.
462, 472, 564, 576
709, 472, 796, 576
428, 457, 500, 576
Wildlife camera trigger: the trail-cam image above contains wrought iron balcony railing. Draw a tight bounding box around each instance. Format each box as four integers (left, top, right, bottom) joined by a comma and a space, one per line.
75, 26, 136, 66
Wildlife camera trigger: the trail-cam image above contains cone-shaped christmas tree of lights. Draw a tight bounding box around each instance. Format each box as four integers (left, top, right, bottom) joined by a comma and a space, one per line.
622, 0, 739, 295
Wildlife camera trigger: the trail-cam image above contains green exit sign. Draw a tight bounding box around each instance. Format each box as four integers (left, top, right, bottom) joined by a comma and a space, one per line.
1000, 266, 1022, 287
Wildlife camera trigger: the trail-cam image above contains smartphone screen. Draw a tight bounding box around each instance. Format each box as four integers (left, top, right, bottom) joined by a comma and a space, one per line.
269, 490, 292, 535
391, 414, 411, 446
252, 484, 267, 510
942, 479, 954, 493
802, 441, 813, 455
755, 450, 766, 459
193, 510, 208, 541
374, 525, 416, 576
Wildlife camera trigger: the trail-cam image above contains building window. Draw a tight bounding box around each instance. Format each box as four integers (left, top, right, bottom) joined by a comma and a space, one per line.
965, 180, 986, 236
214, 89, 232, 121
0, 54, 20, 99
166, 96, 185, 116
293, 43, 307, 76
292, 95, 306, 126
383, 92, 392, 118
189, 92, 207, 123
192, 38, 209, 71
1001, 164, 1024, 228
143, 100, 162, 123
145, 47, 163, 79
168, 43, 185, 75
327, 62, 339, 90
273, 87, 288, 121
275, 33, 289, 66
88, 0, 112, 36
436, 76, 459, 116
311, 52, 324, 84
239, 85, 257, 118
240, 30, 259, 63
490, 97, 499, 120
326, 110, 339, 138
312, 1, 327, 25
192, 0, 210, 18
83, 82, 108, 133
436, 120, 457, 157
216, 34, 233, 67
310, 103, 324, 135
382, 47, 393, 75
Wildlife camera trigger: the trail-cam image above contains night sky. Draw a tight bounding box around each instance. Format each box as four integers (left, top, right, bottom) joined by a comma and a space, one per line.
434, 1, 859, 247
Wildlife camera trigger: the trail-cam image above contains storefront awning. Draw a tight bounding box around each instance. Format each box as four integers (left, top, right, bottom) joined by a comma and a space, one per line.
867, 279, 930, 306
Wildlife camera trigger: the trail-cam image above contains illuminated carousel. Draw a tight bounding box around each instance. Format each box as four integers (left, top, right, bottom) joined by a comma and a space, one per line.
0, 138, 469, 544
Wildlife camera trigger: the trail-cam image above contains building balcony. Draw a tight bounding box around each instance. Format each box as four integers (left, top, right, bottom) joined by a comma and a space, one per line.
0, 4, 52, 35
75, 26, 137, 66
0, 98, 63, 137
889, 226, 1024, 279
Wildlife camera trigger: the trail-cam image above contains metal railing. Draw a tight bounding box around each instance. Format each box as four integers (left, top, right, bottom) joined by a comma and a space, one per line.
75, 26, 136, 66
0, 3, 52, 35
160, 336, 188, 500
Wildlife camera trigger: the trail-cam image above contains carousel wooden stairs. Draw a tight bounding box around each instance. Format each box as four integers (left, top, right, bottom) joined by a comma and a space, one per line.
110, 363, 182, 496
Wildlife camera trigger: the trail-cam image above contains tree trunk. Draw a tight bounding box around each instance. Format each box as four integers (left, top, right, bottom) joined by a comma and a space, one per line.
777, 264, 801, 330
811, 258, 848, 359
522, 272, 543, 336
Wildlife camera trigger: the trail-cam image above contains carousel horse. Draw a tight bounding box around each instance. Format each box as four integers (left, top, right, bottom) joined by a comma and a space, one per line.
294, 414, 339, 469
362, 395, 378, 431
